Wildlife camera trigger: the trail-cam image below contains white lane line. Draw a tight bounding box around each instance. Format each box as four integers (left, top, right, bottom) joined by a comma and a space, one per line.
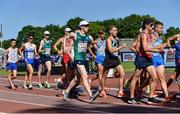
1, 88, 179, 112
0, 99, 106, 113
1, 78, 179, 111
0, 89, 60, 99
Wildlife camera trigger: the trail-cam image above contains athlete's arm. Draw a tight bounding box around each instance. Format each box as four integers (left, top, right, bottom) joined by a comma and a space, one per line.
34, 45, 38, 56
53, 38, 62, 51
167, 34, 180, 41
129, 38, 137, 53
167, 34, 180, 53
53, 38, 63, 56
88, 43, 96, 59
18, 44, 25, 59
3, 48, 9, 63
71, 33, 77, 41
107, 38, 126, 54
38, 40, 44, 54
93, 40, 98, 49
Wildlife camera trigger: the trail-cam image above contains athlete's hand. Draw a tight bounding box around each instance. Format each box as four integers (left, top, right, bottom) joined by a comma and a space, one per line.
174, 34, 180, 38
92, 55, 96, 59
70, 32, 75, 38
20, 55, 24, 59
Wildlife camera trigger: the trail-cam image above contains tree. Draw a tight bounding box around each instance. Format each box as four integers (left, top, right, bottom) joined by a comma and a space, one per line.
14, 14, 179, 51
164, 27, 180, 45
66, 17, 83, 31
2, 39, 11, 49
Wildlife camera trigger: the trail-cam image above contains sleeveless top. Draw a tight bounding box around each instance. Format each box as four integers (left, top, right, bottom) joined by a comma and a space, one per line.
41, 39, 51, 55
139, 32, 153, 58
96, 38, 106, 56
63, 37, 72, 54
24, 42, 36, 62
74, 32, 91, 60
8, 47, 18, 63
152, 35, 163, 57
106, 37, 119, 59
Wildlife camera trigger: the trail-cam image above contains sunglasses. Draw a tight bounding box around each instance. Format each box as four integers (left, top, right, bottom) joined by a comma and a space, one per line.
83, 25, 89, 27
150, 23, 154, 27
44, 34, 50, 36
29, 37, 34, 39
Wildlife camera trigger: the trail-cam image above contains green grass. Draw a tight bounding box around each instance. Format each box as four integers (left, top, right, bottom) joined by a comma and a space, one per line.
0, 62, 175, 76
121, 61, 135, 73
121, 61, 175, 73
0, 69, 27, 76
0, 69, 8, 76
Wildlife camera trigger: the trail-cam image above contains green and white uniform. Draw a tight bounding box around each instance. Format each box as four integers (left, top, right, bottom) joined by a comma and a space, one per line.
74, 32, 91, 65
39, 39, 52, 64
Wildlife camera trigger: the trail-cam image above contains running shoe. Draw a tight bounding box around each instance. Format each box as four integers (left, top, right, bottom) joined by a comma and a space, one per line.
128, 98, 140, 104
28, 84, 33, 90
44, 82, 51, 89
90, 91, 100, 103
62, 90, 70, 101
37, 83, 44, 89
23, 84, 28, 89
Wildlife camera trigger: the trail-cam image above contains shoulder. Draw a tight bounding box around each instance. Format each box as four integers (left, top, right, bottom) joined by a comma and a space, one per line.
106, 37, 112, 43
24, 43, 28, 47
40, 39, 44, 43
32, 44, 36, 48
141, 33, 147, 39
6, 48, 10, 51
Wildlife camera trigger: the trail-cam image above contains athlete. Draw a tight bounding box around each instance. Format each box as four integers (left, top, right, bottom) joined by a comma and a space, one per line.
19, 33, 38, 89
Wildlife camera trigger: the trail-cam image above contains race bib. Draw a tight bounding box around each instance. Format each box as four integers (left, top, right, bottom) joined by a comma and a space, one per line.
45, 48, 51, 55
9, 52, 18, 62
27, 52, 34, 59
98, 48, 105, 56
78, 42, 87, 52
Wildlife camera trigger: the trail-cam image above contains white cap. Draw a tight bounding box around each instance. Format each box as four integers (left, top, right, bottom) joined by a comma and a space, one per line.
65, 28, 72, 32
79, 20, 89, 26
44, 31, 50, 35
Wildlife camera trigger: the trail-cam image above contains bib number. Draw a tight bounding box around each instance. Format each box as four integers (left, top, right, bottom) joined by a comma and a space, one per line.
27, 52, 34, 59
78, 43, 87, 52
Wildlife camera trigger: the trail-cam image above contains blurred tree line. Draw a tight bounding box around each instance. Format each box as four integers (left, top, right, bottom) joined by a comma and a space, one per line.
2, 14, 180, 50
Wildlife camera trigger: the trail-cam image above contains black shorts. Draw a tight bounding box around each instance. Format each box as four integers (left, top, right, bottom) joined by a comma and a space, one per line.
103, 56, 121, 69
39, 55, 51, 64
68, 61, 75, 70
134, 55, 153, 69
175, 58, 180, 67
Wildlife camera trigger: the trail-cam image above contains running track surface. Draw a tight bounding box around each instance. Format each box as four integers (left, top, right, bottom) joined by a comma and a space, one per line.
0, 74, 180, 113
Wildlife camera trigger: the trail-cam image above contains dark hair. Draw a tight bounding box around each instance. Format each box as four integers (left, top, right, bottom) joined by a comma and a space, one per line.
98, 29, 105, 34
28, 33, 35, 38
109, 25, 116, 31
155, 21, 163, 27
142, 19, 153, 30
10, 38, 16, 42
